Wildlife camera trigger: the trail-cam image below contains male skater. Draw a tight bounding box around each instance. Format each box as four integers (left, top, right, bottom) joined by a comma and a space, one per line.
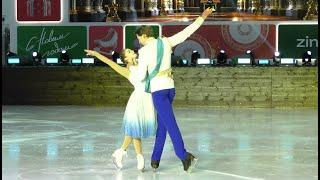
135, 8, 213, 172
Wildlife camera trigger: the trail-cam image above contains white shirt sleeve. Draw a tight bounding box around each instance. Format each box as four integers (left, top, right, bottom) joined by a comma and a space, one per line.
136, 48, 148, 82
167, 16, 205, 47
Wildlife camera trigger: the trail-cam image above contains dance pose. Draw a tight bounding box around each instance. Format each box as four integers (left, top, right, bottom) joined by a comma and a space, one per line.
84, 49, 171, 171
135, 7, 213, 172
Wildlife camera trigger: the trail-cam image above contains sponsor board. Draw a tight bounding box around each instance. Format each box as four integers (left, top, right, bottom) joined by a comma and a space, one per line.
17, 26, 87, 58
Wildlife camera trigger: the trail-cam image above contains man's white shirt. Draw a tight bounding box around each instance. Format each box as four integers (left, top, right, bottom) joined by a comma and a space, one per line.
137, 17, 205, 93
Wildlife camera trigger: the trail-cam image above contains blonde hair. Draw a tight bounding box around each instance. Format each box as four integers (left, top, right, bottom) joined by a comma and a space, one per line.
120, 49, 138, 65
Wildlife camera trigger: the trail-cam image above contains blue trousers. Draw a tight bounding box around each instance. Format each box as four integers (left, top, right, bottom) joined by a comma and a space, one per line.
151, 88, 187, 161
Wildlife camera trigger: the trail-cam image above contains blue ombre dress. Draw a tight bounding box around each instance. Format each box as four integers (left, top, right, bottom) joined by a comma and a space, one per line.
122, 66, 157, 138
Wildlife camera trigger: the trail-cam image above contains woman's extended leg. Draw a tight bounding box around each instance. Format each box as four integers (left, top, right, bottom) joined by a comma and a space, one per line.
121, 136, 133, 150
133, 138, 142, 154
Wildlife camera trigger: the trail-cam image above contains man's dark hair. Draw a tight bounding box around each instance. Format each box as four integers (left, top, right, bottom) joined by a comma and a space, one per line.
135, 25, 153, 37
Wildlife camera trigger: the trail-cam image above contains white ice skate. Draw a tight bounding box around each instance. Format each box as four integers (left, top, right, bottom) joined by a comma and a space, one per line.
136, 154, 145, 172
111, 148, 127, 169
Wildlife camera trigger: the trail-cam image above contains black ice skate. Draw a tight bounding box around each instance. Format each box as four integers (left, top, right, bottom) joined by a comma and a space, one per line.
181, 152, 198, 173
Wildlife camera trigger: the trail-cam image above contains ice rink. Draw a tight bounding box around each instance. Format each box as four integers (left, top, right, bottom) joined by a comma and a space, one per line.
2, 106, 318, 180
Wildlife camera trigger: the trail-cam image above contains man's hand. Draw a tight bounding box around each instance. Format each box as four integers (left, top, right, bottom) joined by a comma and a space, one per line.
201, 7, 213, 19
84, 49, 99, 56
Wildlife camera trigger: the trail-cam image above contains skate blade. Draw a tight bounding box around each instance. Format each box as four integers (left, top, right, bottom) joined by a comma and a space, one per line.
139, 167, 145, 173
187, 157, 198, 174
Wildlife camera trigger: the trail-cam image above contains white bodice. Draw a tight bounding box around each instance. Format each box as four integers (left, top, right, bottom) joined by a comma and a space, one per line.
128, 66, 146, 91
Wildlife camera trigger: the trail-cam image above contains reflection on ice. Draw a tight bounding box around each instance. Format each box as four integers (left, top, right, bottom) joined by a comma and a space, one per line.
2, 106, 318, 180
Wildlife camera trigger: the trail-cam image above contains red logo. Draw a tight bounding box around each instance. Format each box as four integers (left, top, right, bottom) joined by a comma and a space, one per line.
174, 33, 214, 61
221, 24, 269, 52
89, 26, 123, 59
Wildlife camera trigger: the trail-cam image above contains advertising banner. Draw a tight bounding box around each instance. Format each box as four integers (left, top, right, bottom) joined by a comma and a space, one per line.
17, 0, 61, 21
278, 24, 318, 58
162, 23, 276, 61
17, 26, 87, 58
89, 26, 123, 59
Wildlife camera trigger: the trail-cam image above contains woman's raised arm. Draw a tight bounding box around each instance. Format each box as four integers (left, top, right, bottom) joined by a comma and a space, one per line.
84, 49, 130, 79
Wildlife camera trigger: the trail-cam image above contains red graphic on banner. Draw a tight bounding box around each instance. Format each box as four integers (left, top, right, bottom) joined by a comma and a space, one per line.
162, 24, 276, 61
89, 26, 123, 59
17, 0, 61, 21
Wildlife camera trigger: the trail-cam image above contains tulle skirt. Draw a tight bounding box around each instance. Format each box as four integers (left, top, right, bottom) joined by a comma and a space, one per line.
122, 90, 157, 138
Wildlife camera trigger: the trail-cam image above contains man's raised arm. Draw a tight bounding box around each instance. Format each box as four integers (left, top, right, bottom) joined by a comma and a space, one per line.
167, 7, 213, 47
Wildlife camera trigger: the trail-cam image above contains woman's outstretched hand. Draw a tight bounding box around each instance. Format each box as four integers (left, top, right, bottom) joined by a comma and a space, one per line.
84, 49, 98, 56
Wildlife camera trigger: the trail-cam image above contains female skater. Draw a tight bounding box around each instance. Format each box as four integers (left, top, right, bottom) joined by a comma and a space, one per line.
84, 49, 171, 171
